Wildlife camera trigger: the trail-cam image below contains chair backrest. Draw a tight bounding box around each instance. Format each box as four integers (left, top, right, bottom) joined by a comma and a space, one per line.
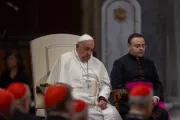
30, 34, 79, 111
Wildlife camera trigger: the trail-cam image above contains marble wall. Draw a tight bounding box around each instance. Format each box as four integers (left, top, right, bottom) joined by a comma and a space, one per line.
173, 0, 180, 97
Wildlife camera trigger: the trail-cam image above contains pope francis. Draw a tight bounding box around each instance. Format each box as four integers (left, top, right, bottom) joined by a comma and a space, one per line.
46, 34, 122, 120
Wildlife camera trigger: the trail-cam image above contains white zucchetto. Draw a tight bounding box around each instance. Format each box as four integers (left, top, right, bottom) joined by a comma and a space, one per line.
78, 34, 94, 42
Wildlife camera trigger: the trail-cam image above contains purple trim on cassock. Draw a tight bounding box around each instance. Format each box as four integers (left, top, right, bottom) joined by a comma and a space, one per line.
157, 102, 167, 111
125, 81, 153, 90
125, 81, 170, 120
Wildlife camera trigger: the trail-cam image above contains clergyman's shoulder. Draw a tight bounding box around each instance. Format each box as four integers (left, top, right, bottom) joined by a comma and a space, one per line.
114, 54, 128, 63
143, 57, 154, 63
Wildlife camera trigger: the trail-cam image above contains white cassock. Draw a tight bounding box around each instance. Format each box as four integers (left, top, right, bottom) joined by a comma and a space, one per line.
46, 49, 122, 120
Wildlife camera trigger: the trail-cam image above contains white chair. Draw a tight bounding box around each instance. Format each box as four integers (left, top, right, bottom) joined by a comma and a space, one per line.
30, 34, 79, 116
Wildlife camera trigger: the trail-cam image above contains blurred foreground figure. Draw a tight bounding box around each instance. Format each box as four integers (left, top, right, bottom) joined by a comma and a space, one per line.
44, 85, 74, 120
0, 90, 14, 120
125, 85, 153, 120
73, 99, 88, 120
46, 34, 122, 120
7, 82, 41, 120
8, 82, 31, 113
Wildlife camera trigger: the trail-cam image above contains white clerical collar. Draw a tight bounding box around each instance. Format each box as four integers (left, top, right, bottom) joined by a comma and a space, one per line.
74, 49, 83, 63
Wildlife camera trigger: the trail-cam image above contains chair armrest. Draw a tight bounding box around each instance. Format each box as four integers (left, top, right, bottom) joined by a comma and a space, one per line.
36, 83, 51, 95
111, 89, 129, 110
40, 83, 50, 87
35, 83, 50, 109
36, 83, 72, 95
36, 86, 45, 95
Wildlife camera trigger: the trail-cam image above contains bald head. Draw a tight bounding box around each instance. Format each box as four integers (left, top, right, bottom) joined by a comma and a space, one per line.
76, 34, 94, 62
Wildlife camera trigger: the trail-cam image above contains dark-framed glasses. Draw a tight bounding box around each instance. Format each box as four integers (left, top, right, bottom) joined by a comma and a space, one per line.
133, 44, 146, 49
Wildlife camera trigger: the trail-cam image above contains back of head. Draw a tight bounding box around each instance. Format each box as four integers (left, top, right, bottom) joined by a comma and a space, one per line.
0, 90, 14, 119
129, 84, 153, 116
129, 84, 153, 105
44, 85, 73, 115
7, 82, 31, 113
73, 99, 88, 120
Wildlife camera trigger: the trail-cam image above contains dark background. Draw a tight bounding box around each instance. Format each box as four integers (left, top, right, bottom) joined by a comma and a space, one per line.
0, 0, 82, 86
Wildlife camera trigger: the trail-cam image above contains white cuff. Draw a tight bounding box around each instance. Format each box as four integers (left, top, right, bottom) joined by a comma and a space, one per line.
153, 96, 160, 102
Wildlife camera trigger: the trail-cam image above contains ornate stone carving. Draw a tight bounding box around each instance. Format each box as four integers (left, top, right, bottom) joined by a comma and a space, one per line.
114, 8, 127, 23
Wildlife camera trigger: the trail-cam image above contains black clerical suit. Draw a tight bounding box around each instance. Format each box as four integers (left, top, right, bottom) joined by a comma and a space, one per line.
0, 69, 29, 88
11, 109, 42, 120
125, 113, 151, 120
110, 53, 169, 120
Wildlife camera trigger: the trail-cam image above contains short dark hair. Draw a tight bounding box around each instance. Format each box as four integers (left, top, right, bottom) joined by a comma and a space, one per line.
128, 33, 144, 44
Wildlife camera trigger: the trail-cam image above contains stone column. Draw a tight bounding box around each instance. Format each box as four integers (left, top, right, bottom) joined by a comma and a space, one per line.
164, 0, 178, 97
92, 0, 101, 59
81, 0, 91, 34
81, 0, 101, 59
173, 0, 180, 97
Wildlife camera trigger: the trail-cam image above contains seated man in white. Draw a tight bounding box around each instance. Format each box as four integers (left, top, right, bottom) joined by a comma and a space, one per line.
46, 34, 122, 120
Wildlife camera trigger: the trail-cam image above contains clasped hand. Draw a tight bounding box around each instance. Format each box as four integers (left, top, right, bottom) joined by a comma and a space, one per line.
98, 99, 107, 110
152, 97, 158, 106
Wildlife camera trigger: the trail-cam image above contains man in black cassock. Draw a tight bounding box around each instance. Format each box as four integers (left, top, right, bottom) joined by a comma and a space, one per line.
110, 33, 169, 120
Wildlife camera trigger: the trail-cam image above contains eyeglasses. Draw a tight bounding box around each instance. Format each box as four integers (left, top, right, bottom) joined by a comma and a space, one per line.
132, 44, 146, 49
